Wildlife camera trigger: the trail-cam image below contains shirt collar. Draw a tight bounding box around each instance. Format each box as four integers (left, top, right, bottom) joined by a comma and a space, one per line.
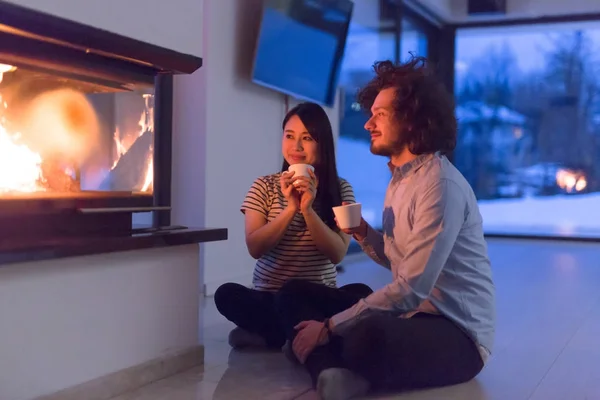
387, 152, 439, 180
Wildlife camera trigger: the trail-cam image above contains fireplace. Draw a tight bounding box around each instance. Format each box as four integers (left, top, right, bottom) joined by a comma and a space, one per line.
0, 1, 226, 262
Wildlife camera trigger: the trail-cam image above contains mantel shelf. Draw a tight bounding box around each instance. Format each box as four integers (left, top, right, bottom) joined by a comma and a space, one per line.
0, 227, 227, 267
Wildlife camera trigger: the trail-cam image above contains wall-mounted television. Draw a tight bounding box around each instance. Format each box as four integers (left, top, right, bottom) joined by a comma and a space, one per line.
252, 0, 354, 107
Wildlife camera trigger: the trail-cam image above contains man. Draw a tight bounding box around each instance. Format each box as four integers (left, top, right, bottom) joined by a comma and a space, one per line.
275, 57, 496, 400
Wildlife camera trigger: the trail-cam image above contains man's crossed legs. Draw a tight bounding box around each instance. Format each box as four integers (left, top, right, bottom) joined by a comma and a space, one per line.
276, 280, 484, 399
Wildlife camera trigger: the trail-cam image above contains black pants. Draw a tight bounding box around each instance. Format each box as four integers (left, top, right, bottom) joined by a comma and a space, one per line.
214, 281, 373, 349
275, 280, 484, 393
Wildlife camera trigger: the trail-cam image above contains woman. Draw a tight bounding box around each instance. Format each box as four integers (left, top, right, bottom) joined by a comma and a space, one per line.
214, 102, 372, 350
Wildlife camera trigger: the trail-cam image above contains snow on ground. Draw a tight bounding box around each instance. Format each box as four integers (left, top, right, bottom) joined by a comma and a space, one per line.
337, 137, 600, 235
479, 194, 600, 235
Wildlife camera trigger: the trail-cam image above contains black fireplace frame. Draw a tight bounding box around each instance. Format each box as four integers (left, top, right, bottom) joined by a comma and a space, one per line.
0, 0, 202, 233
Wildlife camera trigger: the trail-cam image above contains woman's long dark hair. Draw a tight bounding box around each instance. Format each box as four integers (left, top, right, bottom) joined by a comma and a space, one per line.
281, 102, 342, 231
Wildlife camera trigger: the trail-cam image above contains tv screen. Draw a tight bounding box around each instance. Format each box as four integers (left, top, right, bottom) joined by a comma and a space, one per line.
252, 0, 354, 107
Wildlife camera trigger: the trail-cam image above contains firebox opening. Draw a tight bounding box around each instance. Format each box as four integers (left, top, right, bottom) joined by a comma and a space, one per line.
0, 60, 154, 197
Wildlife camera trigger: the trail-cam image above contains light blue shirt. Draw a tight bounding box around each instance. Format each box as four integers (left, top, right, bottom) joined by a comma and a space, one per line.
331, 153, 496, 361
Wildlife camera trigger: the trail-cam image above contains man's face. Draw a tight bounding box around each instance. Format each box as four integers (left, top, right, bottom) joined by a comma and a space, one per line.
363, 87, 403, 157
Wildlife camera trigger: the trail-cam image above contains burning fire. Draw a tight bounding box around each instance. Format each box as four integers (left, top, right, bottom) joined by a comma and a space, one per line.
0, 63, 16, 78
110, 94, 154, 192
0, 63, 154, 194
139, 94, 154, 192
0, 63, 45, 193
556, 168, 587, 193
0, 118, 43, 193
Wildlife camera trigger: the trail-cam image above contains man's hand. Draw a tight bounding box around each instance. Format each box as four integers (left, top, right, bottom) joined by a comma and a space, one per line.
336, 202, 368, 240
292, 320, 329, 364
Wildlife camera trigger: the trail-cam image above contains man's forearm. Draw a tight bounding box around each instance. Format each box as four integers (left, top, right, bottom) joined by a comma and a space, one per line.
354, 223, 390, 269
331, 212, 462, 334
328, 299, 371, 335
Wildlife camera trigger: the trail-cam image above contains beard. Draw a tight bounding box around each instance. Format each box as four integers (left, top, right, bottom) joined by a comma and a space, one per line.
370, 136, 405, 157
370, 141, 393, 157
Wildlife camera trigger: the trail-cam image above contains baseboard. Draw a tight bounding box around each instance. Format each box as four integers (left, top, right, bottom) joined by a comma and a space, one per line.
36, 345, 204, 400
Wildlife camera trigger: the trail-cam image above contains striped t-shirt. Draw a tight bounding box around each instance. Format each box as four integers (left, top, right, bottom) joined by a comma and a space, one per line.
241, 172, 356, 292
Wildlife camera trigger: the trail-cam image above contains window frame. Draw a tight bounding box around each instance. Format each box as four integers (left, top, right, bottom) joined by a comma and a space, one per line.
449, 12, 600, 243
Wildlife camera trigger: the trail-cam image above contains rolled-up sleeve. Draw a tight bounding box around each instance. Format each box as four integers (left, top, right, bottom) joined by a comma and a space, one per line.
357, 223, 390, 269
331, 179, 466, 333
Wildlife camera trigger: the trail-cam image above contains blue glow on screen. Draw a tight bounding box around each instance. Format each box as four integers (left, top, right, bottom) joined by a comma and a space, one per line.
252, 2, 351, 106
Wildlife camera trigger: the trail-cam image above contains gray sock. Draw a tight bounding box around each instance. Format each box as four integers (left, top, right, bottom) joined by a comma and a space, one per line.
317, 368, 370, 400
228, 327, 267, 349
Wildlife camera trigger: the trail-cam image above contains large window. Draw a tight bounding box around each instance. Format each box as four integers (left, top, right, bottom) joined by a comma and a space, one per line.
336, 2, 430, 231
336, 0, 400, 229
454, 22, 600, 238
400, 16, 428, 60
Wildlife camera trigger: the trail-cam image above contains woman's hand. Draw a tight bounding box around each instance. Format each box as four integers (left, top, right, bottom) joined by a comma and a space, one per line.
280, 171, 300, 211
294, 169, 318, 214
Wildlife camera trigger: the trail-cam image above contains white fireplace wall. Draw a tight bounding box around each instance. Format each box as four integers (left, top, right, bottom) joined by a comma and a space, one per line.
0, 245, 201, 400
0, 2, 207, 399
4, 0, 203, 57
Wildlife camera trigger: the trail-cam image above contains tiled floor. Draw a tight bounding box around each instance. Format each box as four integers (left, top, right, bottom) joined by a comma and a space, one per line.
113, 238, 600, 399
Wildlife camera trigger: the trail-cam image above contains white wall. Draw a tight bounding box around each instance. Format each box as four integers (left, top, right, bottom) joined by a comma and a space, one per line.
0, 245, 200, 400
170, 0, 284, 294
200, 0, 284, 293
4, 0, 203, 56
171, 0, 342, 294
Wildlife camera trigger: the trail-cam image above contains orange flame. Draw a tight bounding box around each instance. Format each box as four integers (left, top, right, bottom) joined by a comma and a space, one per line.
0, 75, 154, 194
556, 169, 587, 193
0, 124, 44, 193
110, 94, 154, 192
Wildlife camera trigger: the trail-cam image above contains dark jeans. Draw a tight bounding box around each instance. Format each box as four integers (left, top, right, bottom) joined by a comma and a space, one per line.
275, 280, 484, 393
214, 281, 373, 349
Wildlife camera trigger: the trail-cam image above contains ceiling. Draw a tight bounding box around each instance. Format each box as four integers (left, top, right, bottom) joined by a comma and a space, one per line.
413, 0, 600, 24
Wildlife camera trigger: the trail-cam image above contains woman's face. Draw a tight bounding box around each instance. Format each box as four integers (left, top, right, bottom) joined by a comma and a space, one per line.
282, 115, 318, 166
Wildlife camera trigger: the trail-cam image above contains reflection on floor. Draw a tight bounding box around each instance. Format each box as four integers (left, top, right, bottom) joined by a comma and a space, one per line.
112, 238, 600, 400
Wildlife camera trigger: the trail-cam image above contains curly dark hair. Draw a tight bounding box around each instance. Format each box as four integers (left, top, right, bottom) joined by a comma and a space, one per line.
356, 56, 457, 155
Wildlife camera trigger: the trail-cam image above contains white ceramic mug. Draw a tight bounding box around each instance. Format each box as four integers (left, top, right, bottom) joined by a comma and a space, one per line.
332, 203, 362, 229
288, 164, 314, 178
